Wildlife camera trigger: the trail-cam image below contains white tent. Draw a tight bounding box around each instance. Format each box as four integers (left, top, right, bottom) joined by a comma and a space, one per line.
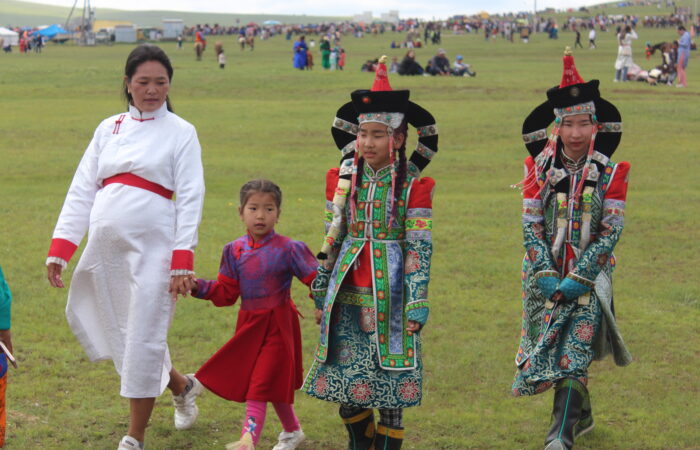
0, 27, 19, 47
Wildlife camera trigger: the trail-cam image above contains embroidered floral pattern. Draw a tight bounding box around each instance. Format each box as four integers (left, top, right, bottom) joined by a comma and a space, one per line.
573, 320, 595, 344
528, 248, 540, 262
398, 379, 421, 402
314, 375, 329, 396
337, 342, 355, 365
559, 354, 572, 369
535, 381, 553, 394
304, 304, 423, 408
359, 307, 376, 333
349, 381, 372, 403
404, 250, 420, 274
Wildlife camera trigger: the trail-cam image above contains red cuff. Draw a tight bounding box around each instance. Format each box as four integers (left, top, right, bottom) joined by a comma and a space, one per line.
300, 271, 316, 286
48, 238, 78, 262
170, 250, 194, 271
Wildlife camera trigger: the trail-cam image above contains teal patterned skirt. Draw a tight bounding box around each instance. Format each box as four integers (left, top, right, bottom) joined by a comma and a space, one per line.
512, 296, 602, 397
303, 300, 423, 408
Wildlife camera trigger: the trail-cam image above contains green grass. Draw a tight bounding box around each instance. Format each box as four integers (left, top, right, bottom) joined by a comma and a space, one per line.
1, 22, 699, 449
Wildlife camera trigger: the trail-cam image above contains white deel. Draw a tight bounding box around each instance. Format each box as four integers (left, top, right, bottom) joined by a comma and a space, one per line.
51, 102, 205, 398
272, 429, 306, 450
173, 374, 205, 430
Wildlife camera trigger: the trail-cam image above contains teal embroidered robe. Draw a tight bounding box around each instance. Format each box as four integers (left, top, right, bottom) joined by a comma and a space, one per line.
513, 153, 632, 396
311, 161, 434, 371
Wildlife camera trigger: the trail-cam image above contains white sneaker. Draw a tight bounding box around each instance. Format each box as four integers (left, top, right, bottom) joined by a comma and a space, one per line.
118, 435, 143, 450
172, 374, 204, 430
272, 429, 306, 450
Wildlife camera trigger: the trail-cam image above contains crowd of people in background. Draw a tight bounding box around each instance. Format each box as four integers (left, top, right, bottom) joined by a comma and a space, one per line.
4, 3, 697, 88
292, 34, 344, 70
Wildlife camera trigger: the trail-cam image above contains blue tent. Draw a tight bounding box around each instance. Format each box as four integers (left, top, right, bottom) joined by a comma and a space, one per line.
35, 24, 69, 38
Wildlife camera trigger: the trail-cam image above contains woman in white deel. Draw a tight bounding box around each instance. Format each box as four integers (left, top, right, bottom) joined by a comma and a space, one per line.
46, 44, 206, 450
614, 25, 638, 82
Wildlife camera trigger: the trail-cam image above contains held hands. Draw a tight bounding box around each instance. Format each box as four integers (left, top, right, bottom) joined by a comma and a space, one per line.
169, 275, 197, 302
47, 263, 64, 288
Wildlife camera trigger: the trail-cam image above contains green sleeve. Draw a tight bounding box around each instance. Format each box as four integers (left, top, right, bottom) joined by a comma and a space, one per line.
0, 265, 12, 330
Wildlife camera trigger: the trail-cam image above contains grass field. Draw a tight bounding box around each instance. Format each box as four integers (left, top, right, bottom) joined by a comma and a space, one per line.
1, 20, 699, 449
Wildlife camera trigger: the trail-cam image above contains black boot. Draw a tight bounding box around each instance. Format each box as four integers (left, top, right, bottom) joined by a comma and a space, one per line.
374, 424, 404, 449
574, 387, 594, 439
544, 378, 586, 450
341, 408, 375, 450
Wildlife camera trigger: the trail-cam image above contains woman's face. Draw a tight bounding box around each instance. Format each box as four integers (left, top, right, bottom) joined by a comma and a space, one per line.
408, 50, 415, 58
559, 114, 595, 159
125, 60, 170, 113
358, 122, 404, 170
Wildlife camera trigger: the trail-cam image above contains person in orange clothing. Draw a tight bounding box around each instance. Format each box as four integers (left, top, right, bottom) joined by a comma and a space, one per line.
304, 56, 438, 450
514, 48, 632, 450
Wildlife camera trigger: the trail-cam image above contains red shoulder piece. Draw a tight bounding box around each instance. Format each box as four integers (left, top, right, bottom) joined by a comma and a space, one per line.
325, 168, 340, 202
605, 161, 630, 201
522, 156, 541, 200
407, 177, 436, 209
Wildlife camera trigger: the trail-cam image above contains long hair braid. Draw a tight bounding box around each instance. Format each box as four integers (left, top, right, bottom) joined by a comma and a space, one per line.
391, 120, 409, 219
392, 147, 407, 217
353, 154, 365, 207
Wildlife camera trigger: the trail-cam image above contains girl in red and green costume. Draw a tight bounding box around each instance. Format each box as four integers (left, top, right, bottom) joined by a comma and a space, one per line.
514, 48, 632, 450
303, 56, 438, 450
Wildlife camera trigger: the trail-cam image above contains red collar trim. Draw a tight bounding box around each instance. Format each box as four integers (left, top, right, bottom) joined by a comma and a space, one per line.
246, 230, 276, 249
130, 116, 155, 122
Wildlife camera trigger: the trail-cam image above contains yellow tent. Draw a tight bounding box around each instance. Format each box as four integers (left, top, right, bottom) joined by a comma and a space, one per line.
93, 20, 133, 31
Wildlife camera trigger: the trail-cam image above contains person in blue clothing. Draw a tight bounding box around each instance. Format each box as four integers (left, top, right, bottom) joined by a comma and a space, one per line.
675, 25, 691, 87
293, 36, 308, 70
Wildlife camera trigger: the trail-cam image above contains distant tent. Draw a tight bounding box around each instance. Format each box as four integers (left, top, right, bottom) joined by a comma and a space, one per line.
263, 20, 282, 26
0, 27, 19, 46
35, 24, 69, 38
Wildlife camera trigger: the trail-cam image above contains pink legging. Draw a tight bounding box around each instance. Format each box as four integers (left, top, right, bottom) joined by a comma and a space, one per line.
242, 400, 300, 445
677, 53, 687, 87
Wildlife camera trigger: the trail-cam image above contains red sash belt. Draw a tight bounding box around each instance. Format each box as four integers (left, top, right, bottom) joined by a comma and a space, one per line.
103, 173, 174, 200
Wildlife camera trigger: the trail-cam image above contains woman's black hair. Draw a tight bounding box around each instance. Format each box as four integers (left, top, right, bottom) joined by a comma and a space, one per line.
123, 44, 174, 112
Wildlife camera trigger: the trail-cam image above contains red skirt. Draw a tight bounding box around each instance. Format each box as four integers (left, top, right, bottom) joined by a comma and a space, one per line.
195, 300, 303, 404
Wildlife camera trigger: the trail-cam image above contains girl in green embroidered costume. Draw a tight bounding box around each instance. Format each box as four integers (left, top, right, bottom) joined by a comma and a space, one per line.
515, 49, 632, 450
303, 56, 438, 450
